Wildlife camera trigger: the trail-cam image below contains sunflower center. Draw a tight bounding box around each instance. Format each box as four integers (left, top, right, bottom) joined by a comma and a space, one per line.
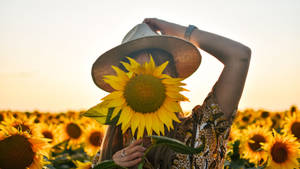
291, 122, 300, 139
42, 131, 54, 143
248, 134, 266, 151
242, 116, 250, 122
261, 111, 269, 118
0, 134, 35, 169
0, 114, 3, 122
13, 123, 31, 134
124, 74, 166, 113
89, 131, 103, 147
66, 123, 82, 139
34, 118, 40, 123
271, 142, 288, 163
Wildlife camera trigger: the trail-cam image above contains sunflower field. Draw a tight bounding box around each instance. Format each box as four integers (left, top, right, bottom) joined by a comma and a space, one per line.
0, 105, 299, 169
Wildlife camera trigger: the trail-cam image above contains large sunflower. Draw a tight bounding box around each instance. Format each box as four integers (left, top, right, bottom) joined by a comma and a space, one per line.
262, 130, 300, 169
100, 55, 189, 139
282, 113, 300, 141
0, 126, 50, 169
240, 124, 272, 165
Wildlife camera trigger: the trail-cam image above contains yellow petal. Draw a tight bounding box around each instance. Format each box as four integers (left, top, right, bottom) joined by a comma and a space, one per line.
107, 98, 125, 108
121, 61, 137, 73
101, 91, 123, 101
103, 78, 124, 91
153, 61, 169, 77
165, 99, 183, 113
156, 107, 173, 131
126, 57, 141, 68
166, 86, 189, 92
166, 92, 190, 102
144, 114, 153, 135
151, 113, 161, 135
131, 113, 140, 136
117, 106, 132, 126
165, 110, 181, 124
111, 106, 121, 120
136, 113, 146, 139
148, 54, 156, 71
111, 66, 129, 81
162, 78, 185, 85
121, 109, 133, 133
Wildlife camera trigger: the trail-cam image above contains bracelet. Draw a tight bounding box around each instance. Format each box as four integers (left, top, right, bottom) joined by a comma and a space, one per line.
184, 24, 198, 41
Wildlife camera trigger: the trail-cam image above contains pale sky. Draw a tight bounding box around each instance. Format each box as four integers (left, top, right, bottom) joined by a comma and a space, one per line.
0, 0, 299, 112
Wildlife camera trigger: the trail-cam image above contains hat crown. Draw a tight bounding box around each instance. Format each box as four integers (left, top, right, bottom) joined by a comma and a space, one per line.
122, 23, 158, 43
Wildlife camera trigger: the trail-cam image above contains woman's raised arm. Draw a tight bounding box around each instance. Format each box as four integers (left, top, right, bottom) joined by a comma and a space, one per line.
144, 18, 251, 119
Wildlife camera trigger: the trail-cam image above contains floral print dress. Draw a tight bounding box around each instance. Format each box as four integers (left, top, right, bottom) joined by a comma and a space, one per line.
92, 88, 237, 169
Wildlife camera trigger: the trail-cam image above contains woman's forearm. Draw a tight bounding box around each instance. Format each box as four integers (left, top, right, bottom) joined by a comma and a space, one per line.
189, 28, 251, 65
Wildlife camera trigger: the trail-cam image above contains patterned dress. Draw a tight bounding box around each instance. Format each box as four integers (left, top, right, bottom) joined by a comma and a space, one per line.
92, 88, 237, 169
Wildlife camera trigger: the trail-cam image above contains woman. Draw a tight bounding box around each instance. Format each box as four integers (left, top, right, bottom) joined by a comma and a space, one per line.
92, 18, 251, 169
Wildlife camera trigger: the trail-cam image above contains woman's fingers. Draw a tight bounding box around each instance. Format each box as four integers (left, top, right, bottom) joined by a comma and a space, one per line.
120, 151, 144, 162
112, 139, 146, 167
143, 18, 166, 34
124, 145, 146, 155
118, 157, 142, 167
127, 139, 143, 148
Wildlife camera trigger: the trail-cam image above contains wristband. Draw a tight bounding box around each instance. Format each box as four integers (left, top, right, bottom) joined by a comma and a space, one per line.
184, 25, 197, 41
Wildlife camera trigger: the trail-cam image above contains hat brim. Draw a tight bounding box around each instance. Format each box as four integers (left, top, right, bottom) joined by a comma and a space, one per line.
92, 35, 201, 92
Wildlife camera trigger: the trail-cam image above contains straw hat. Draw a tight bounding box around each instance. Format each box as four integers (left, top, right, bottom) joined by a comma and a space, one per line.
92, 23, 201, 92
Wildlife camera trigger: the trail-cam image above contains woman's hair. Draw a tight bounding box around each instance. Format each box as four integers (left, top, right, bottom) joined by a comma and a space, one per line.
99, 48, 179, 168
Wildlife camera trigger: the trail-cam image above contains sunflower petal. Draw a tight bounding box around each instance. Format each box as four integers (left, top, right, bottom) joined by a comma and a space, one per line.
103, 78, 124, 91
111, 106, 121, 120
111, 66, 129, 81
131, 113, 140, 136
144, 114, 153, 135
157, 107, 173, 131
151, 114, 161, 135
166, 92, 190, 102
107, 98, 125, 108
101, 91, 123, 101
154, 61, 169, 77
127, 57, 141, 68
137, 113, 145, 139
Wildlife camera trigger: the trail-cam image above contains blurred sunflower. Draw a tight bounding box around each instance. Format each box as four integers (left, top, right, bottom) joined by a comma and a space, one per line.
240, 124, 272, 165
227, 123, 241, 143
2, 114, 38, 136
0, 126, 50, 169
99, 55, 189, 139
84, 122, 106, 156
0, 111, 6, 124
270, 112, 284, 130
235, 109, 254, 127
74, 160, 92, 169
61, 118, 84, 148
282, 113, 300, 140
262, 130, 300, 169
36, 123, 62, 147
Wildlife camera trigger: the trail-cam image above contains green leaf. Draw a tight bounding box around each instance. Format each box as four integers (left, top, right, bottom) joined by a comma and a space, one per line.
150, 135, 205, 154
82, 104, 121, 125
93, 160, 127, 169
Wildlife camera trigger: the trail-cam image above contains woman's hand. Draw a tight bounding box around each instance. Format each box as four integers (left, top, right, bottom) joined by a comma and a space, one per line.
112, 139, 146, 167
143, 18, 186, 38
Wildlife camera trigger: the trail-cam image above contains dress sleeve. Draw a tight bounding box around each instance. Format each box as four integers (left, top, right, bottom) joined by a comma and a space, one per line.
172, 87, 238, 169
191, 87, 238, 168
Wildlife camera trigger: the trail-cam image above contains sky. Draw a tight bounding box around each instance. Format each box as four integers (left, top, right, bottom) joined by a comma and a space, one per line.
0, 0, 299, 112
